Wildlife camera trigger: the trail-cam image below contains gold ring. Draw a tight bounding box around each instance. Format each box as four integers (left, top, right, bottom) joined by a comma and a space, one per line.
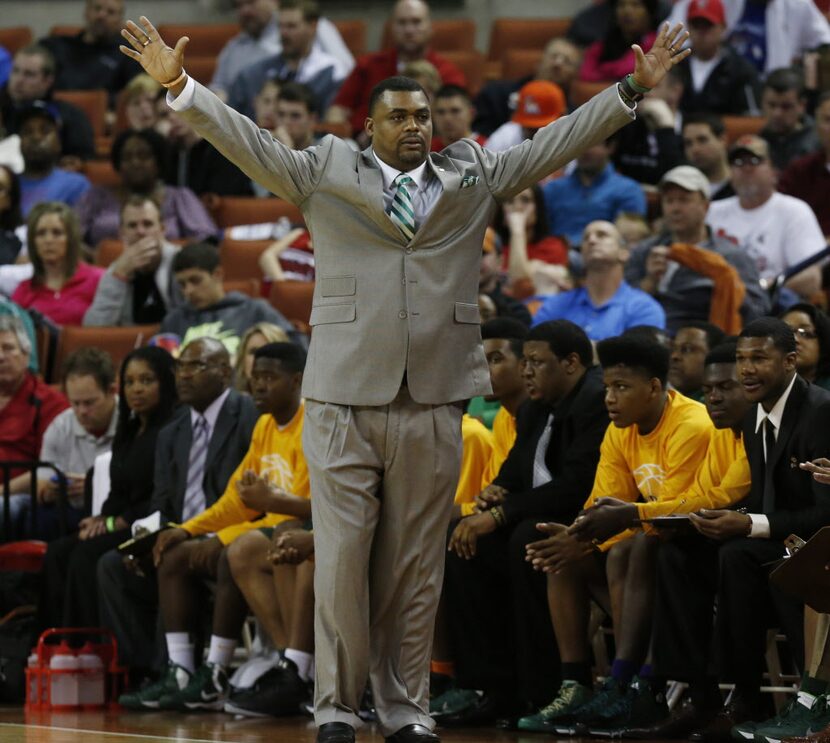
669, 46, 678, 53
142, 39, 150, 47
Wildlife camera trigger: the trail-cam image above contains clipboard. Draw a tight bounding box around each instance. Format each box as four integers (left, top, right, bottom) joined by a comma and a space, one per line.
769, 527, 830, 613
117, 525, 174, 559
636, 514, 695, 533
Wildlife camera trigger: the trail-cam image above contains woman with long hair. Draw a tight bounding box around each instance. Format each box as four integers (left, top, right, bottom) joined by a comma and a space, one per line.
39, 346, 179, 629
0, 164, 23, 265
234, 321, 291, 392
781, 303, 830, 389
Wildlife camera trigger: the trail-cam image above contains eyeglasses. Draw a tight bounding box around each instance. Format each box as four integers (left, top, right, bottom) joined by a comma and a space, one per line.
793, 327, 818, 340
730, 155, 765, 167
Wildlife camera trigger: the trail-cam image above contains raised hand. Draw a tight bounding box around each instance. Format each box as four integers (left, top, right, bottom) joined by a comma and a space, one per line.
120, 16, 189, 87
632, 22, 691, 89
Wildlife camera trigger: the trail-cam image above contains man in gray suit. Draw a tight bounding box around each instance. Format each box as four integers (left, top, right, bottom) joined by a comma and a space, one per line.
121, 17, 690, 743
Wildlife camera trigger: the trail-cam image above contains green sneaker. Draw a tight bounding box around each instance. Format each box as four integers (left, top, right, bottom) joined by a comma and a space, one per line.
517, 680, 595, 733
158, 662, 230, 711
590, 676, 669, 737
574, 677, 628, 727
429, 687, 484, 719
118, 662, 192, 710
738, 695, 830, 743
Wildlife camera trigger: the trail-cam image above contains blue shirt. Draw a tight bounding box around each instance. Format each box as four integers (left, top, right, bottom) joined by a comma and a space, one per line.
19, 169, 91, 216
0, 45, 10, 88
532, 281, 666, 340
543, 163, 646, 246
728, 0, 767, 74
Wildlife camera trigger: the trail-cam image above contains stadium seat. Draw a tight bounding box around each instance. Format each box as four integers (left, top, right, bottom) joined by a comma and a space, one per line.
0, 27, 33, 56
333, 19, 367, 58
82, 160, 120, 188
94, 239, 124, 268
315, 121, 352, 139
53, 89, 108, 138
48, 25, 82, 37
381, 18, 477, 52
268, 280, 314, 327
223, 279, 261, 298
486, 18, 570, 76
722, 115, 766, 144
570, 79, 613, 107
210, 197, 304, 229
442, 50, 486, 96
502, 49, 543, 81
219, 238, 270, 282
156, 23, 238, 57
184, 56, 218, 86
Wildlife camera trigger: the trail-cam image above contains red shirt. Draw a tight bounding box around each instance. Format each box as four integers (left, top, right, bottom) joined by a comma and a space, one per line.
779, 151, 830, 235
334, 48, 468, 135
12, 262, 104, 326
579, 32, 658, 82
430, 134, 487, 152
502, 235, 569, 268
0, 372, 69, 478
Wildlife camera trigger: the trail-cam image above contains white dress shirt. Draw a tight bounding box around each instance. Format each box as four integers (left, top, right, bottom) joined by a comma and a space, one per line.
373, 150, 444, 230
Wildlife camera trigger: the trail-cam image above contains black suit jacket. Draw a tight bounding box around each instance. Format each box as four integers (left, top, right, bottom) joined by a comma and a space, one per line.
150, 388, 259, 522
677, 47, 761, 116
495, 365, 609, 525
740, 375, 830, 540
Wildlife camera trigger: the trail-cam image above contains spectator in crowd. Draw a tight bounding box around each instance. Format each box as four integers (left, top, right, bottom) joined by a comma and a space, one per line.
0, 165, 23, 265
478, 228, 532, 327
612, 68, 685, 184
519, 333, 713, 735
682, 112, 734, 200
668, 321, 726, 400
326, 0, 467, 140
434, 321, 609, 725
233, 322, 290, 393
161, 242, 299, 356
75, 128, 218, 247
39, 347, 177, 630
493, 185, 569, 299
645, 319, 830, 742
759, 68, 819, 171
227, 0, 349, 121
625, 165, 769, 331
12, 202, 103, 325
543, 139, 646, 246
252, 78, 281, 131
0, 45, 96, 165
667, 0, 830, 75
0, 314, 68, 535
162, 110, 254, 199
97, 338, 258, 675
17, 103, 91, 216
40, 0, 140, 102
258, 226, 316, 283
707, 134, 825, 299
121, 74, 162, 131
0, 107, 23, 175
486, 80, 567, 152
474, 38, 583, 137
533, 221, 665, 339
675, 0, 761, 116
781, 303, 830, 390
19, 348, 119, 540
402, 59, 442, 102
271, 82, 322, 151
579, 0, 660, 82
566, 0, 672, 48
83, 196, 185, 326
779, 91, 830, 234
121, 342, 309, 712
0, 45, 9, 87
210, 0, 353, 103
615, 211, 652, 245
0, 296, 37, 372
431, 85, 485, 151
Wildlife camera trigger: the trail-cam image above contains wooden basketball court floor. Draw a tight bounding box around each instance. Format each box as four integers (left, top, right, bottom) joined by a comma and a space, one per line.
0, 708, 590, 743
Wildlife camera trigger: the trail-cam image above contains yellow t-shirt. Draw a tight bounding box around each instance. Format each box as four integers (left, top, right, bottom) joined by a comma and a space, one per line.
636, 426, 750, 520
457, 414, 495, 517
586, 390, 712, 548
180, 403, 309, 545
480, 406, 517, 488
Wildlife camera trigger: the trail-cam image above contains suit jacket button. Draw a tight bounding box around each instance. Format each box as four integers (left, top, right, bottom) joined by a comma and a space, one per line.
399, 310, 408, 319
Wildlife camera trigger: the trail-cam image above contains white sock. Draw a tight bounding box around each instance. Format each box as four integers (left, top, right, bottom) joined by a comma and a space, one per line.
284, 648, 313, 682
206, 635, 238, 668
166, 632, 195, 674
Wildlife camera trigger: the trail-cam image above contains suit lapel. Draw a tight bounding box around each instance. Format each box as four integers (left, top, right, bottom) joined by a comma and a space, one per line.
357, 151, 409, 243
174, 415, 192, 514
767, 376, 806, 472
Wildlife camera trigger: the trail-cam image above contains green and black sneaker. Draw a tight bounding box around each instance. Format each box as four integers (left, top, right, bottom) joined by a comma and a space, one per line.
118, 662, 192, 710
158, 662, 230, 711
517, 680, 595, 734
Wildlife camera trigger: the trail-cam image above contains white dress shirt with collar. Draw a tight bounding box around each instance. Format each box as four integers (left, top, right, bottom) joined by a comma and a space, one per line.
373, 151, 443, 229
190, 386, 231, 443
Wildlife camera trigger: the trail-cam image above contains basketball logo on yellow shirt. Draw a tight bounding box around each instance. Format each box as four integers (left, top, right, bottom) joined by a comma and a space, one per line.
260, 454, 295, 491
633, 463, 665, 500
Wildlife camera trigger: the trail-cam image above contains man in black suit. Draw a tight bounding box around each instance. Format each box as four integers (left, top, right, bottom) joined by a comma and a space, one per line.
647, 318, 830, 742
432, 320, 609, 725
96, 338, 259, 677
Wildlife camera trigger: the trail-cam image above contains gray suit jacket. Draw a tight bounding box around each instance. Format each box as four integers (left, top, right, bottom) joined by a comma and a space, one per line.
178, 81, 634, 405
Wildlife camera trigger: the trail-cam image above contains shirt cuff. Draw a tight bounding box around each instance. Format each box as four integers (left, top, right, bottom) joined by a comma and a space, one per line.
614, 83, 639, 112
749, 513, 770, 538
166, 75, 196, 110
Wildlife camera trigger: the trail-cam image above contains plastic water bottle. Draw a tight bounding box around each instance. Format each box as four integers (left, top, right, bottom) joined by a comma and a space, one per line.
27, 652, 40, 707
77, 645, 105, 708
49, 643, 79, 709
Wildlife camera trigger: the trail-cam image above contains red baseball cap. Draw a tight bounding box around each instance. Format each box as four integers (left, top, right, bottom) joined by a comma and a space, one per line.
687, 0, 726, 25
511, 81, 566, 128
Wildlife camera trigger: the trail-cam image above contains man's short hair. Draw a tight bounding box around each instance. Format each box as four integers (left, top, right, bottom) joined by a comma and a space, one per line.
173, 242, 221, 274
278, 81, 319, 116
704, 339, 738, 367
16, 44, 56, 77
253, 341, 308, 374
677, 321, 726, 350
0, 315, 31, 355
61, 347, 116, 391
119, 193, 162, 221
763, 67, 805, 97
111, 128, 167, 173
434, 84, 473, 105
279, 0, 321, 22
739, 317, 797, 355
597, 334, 671, 386
682, 112, 725, 138
367, 76, 429, 117
526, 320, 594, 367
481, 317, 529, 358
